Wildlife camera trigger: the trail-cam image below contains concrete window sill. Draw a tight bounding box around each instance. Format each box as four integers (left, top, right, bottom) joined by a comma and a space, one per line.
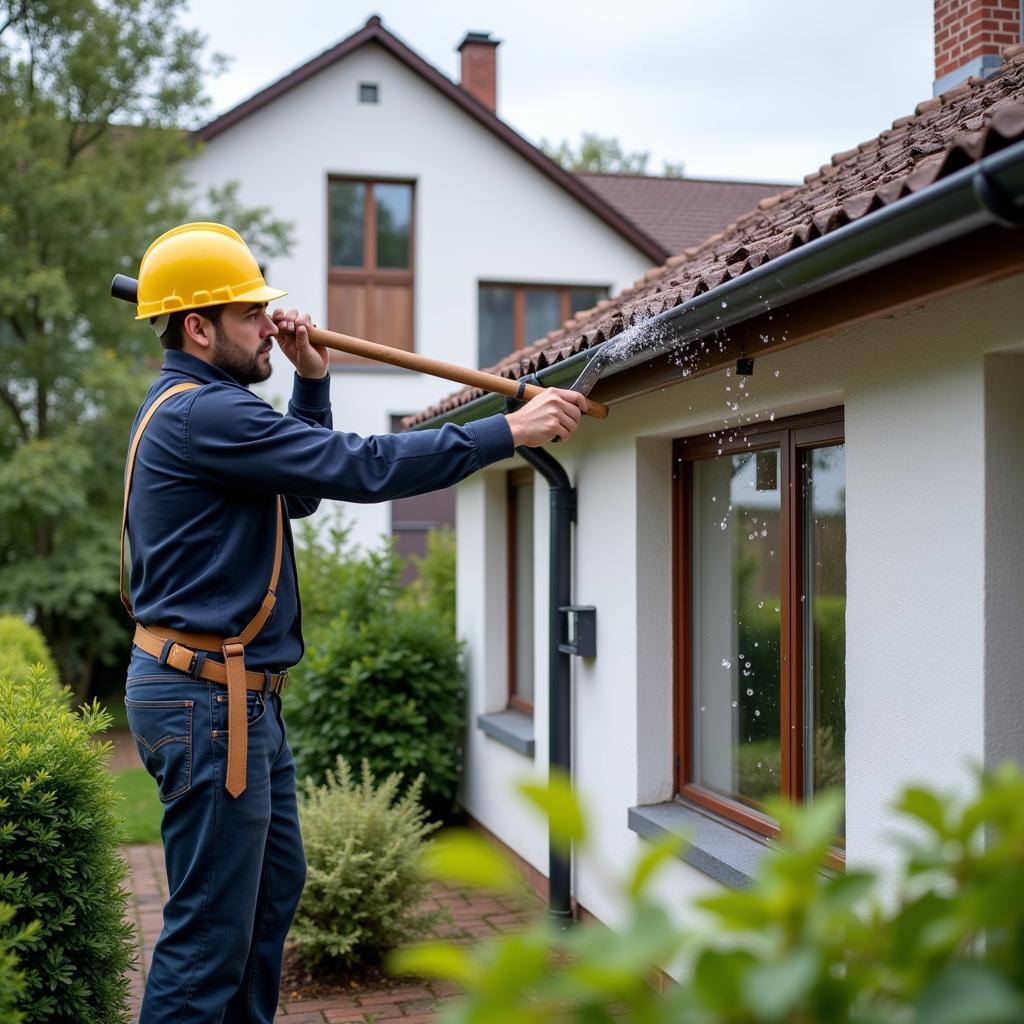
477, 709, 535, 757
627, 800, 773, 889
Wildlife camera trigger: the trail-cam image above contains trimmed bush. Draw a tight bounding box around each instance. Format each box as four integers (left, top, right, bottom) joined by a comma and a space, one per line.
290, 758, 442, 970
0, 668, 135, 1023
0, 618, 57, 685
289, 514, 464, 818
0, 902, 37, 1024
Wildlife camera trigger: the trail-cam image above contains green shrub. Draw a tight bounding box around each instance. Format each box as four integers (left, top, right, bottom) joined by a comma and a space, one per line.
290, 514, 465, 818
393, 764, 1024, 1024
0, 618, 57, 685
0, 668, 135, 1023
0, 903, 37, 1024
402, 527, 457, 628
290, 758, 442, 970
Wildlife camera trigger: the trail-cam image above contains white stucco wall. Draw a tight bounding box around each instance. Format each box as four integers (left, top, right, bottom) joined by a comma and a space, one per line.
185, 40, 652, 550
457, 273, 1024, 929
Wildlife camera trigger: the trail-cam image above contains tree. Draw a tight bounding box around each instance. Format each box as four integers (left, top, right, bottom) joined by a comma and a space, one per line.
542, 131, 685, 178
0, 0, 293, 698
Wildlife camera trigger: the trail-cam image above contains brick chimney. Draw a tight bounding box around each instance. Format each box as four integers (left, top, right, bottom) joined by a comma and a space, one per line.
457, 31, 499, 111
933, 0, 1022, 95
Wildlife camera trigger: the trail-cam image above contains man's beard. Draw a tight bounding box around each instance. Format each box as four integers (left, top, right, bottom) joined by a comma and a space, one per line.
210, 322, 273, 386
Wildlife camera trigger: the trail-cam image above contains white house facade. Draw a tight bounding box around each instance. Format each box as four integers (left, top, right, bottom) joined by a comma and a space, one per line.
409, 10, 1024, 940
184, 17, 665, 553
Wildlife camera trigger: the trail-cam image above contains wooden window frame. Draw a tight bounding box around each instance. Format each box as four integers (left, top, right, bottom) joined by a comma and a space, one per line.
327, 175, 415, 359
507, 468, 535, 715
672, 407, 845, 851
479, 282, 609, 359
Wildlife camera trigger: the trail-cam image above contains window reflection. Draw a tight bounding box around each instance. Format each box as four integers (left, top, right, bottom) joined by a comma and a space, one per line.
803, 444, 846, 832
692, 450, 782, 809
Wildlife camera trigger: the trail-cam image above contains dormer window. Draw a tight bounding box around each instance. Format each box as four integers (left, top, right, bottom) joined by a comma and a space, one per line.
359, 82, 379, 103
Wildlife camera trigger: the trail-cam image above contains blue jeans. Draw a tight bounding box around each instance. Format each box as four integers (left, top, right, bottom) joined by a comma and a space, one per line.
125, 650, 306, 1023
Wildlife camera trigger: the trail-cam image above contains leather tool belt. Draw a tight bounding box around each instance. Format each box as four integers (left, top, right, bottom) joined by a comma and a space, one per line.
120, 381, 286, 798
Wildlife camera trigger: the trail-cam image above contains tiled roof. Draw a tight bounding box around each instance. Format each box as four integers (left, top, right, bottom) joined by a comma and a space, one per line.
409, 46, 1024, 426
577, 173, 788, 255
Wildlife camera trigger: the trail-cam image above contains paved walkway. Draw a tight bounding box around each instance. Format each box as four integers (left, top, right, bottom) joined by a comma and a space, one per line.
122, 844, 538, 1022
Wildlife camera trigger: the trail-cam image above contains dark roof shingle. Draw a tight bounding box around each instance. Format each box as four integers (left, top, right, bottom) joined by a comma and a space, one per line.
577, 173, 788, 254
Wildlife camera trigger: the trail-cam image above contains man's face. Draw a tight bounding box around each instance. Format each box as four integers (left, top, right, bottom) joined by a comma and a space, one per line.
209, 302, 277, 386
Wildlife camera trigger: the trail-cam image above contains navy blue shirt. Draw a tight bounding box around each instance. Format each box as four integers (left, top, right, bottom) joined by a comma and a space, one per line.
126, 350, 514, 668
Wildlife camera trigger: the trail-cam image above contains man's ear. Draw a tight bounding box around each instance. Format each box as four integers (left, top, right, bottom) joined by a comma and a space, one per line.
183, 311, 213, 350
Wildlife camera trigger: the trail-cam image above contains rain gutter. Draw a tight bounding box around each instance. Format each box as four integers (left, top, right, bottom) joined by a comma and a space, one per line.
413, 136, 1024, 431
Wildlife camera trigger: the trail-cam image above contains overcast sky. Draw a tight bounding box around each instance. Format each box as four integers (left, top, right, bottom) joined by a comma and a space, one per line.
183, 0, 936, 185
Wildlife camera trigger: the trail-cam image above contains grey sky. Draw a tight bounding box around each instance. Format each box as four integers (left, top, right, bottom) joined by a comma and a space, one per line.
184, 0, 936, 185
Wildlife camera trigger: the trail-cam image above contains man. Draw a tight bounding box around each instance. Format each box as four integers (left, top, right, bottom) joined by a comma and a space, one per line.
121, 222, 586, 1023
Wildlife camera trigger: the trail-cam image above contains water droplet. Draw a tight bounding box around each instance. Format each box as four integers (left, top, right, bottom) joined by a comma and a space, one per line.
754, 709, 761, 717
761, 528, 768, 537
699, 705, 706, 713
721, 300, 728, 308
756, 761, 762, 769
720, 521, 727, 531
745, 687, 753, 696
731, 700, 738, 708
721, 658, 732, 669
773, 369, 780, 378
757, 600, 764, 608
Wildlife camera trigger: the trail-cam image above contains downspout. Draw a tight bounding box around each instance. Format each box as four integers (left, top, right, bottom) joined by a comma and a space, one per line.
514, 412, 575, 926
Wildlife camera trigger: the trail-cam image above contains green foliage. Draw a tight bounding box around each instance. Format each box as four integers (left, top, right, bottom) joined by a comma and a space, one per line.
0, 902, 38, 1024
392, 764, 1024, 1024
291, 758, 442, 970
288, 513, 465, 818
402, 527, 457, 628
0, 668, 136, 1023
0, 617, 56, 684
0, 0, 292, 698
541, 132, 685, 177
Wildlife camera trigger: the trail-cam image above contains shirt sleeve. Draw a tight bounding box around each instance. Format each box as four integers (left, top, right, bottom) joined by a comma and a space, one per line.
183, 381, 515, 502
281, 373, 333, 518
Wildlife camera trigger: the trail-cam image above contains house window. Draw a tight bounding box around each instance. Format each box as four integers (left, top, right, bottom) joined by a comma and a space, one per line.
359, 82, 379, 103
508, 469, 535, 713
673, 409, 846, 842
327, 177, 414, 360
478, 284, 608, 368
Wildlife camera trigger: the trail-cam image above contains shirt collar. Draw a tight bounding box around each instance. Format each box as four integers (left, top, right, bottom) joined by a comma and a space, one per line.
161, 349, 248, 388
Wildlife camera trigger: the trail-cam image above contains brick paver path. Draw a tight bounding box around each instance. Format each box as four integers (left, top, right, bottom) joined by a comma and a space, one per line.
121, 844, 539, 1022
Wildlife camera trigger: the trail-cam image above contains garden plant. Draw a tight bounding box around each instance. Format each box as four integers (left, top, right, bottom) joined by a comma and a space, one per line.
0, 668, 135, 1023
394, 764, 1024, 1024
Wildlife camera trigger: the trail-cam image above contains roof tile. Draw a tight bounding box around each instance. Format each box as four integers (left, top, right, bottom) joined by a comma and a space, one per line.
409, 58, 1024, 425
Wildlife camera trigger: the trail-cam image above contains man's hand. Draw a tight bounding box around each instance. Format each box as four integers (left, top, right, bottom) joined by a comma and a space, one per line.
271, 308, 329, 379
505, 388, 588, 447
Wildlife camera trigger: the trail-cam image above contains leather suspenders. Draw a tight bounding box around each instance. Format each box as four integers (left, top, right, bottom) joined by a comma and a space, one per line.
121, 381, 286, 797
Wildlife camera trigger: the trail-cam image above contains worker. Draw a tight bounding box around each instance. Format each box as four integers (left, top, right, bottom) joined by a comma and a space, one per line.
120, 222, 586, 1023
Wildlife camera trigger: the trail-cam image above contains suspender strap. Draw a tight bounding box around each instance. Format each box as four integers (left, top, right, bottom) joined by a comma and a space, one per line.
120, 382, 200, 615
122, 379, 286, 798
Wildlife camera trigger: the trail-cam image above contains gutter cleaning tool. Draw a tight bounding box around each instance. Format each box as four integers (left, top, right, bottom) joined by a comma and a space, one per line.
110, 274, 610, 420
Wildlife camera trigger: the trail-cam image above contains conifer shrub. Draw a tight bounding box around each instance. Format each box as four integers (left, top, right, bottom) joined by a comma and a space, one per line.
290, 758, 442, 970
0, 618, 57, 685
0, 668, 135, 1023
289, 515, 464, 818
0, 903, 37, 1024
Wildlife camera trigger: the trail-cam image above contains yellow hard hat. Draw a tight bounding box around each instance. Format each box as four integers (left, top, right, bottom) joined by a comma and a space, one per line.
135, 222, 287, 320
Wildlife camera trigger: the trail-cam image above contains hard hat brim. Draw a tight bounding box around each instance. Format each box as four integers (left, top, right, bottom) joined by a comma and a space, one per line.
135, 284, 289, 320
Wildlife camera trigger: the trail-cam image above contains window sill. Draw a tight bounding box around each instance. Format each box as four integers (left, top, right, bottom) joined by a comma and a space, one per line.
627, 799, 773, 889
477, 709, 534, 757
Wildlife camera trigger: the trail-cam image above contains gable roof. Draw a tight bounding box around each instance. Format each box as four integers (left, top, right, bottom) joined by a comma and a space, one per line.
576, 173, 788, 255
409, 46, 1024, 426
194, 16, 667, 264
